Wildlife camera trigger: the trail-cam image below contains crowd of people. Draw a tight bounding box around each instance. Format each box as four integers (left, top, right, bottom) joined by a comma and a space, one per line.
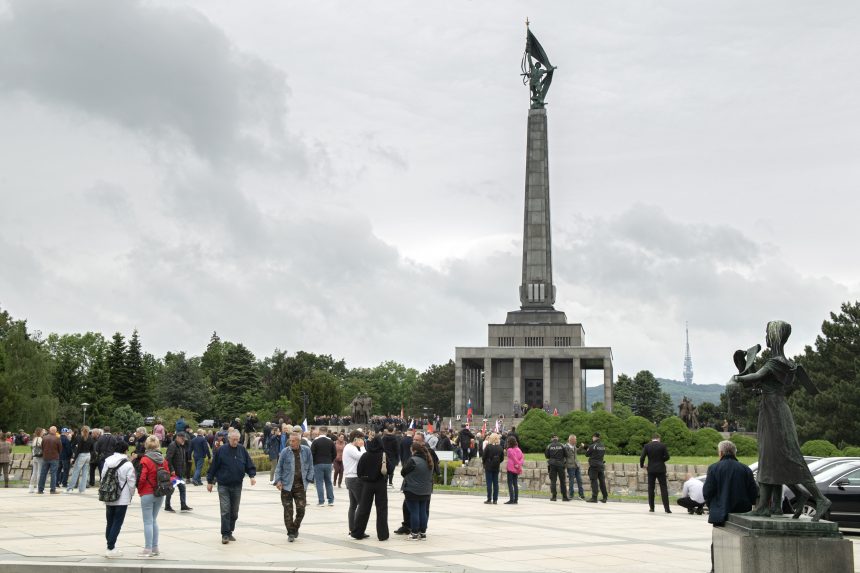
5, 412, 757, 572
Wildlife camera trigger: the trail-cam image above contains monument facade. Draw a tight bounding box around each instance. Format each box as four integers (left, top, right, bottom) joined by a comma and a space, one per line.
454, 25, 614, 418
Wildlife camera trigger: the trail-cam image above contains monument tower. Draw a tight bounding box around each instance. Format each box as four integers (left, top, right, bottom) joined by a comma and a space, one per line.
454, 23, 614, 418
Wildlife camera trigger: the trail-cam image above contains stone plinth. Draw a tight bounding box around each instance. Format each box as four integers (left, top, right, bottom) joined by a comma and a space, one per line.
713, 514, 854, 573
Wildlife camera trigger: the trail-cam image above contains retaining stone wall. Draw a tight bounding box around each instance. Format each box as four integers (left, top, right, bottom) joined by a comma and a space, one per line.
451, 459, 710, 496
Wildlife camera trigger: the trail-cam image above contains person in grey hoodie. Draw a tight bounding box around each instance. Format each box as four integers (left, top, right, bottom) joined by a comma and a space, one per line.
102, 438, 136, 558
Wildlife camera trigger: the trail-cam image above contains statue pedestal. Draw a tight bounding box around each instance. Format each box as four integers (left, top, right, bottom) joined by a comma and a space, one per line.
713, 514, 854, 573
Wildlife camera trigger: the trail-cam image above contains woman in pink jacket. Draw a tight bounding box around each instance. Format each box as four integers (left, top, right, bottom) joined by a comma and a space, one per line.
505, 436, 524, 504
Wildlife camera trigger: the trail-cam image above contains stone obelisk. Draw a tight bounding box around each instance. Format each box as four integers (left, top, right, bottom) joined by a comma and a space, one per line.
518, 107, 555, 310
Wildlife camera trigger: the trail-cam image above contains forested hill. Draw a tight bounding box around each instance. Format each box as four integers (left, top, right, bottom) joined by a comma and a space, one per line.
585, 378, 724, 410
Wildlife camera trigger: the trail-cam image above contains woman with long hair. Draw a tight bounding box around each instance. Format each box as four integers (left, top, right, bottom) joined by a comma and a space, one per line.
137, 435, 169, 557
67, 425, 94, 493
505, 435, 523, 504
27, 427, 44, 493
401, 442, 434, 540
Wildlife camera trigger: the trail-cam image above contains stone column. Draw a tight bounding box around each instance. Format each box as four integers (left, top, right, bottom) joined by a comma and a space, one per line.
543, 356, 551, 407
484, 357, 493, 417
513, 356, 522, 410
454, 356, 464, 415
603, 358, 614, 413
573, 357, 582, 411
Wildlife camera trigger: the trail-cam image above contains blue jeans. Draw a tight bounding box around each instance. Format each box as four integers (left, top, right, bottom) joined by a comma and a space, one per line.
193, 456, 205, 484
406, 498, 429, 533
485, 470, 499, 502
567, 466, 585, 498
38, 459, 59, 493
58, 459, 71, 487
313, 464, 334, 504
67, 453, 90, 492
140, 494, 163, 549
217, 484, 243, 535
105, 505, 128, 550
507, 471, 519, 502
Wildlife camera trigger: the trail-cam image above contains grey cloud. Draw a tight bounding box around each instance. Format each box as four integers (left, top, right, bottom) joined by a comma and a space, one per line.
0, 0, 304, 168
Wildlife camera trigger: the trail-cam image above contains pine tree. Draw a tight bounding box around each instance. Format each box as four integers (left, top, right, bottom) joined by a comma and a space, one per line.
216, 343, 257, 420
124, 330, 152, 414
108, 332, 132, 407
201, 331, 224, 390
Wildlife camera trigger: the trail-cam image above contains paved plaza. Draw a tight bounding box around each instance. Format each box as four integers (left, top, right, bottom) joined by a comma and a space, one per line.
0, 479, 857, 573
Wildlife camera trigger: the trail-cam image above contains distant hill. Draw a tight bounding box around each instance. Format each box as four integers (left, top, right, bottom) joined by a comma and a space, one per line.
584, 378, 724, 411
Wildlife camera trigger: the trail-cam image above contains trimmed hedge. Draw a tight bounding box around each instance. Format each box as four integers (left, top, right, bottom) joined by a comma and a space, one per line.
730, 434, 758, 457
800, 439, 841, 457
515, 410, 742, 456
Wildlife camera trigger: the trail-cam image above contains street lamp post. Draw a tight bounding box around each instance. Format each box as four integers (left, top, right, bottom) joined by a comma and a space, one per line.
301, 392, 309, 426
81, 402, 90, 427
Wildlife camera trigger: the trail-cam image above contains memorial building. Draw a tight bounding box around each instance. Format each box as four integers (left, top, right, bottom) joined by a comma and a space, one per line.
454, 27, 614, 418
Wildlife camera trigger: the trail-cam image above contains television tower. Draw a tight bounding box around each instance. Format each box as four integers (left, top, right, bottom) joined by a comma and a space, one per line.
683, 322, 694, 385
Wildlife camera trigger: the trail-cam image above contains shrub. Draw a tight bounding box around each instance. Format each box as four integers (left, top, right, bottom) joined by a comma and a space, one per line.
153, 407, 199, 433
692, 428, 724, 456
589, 410, 626, 454
800, 439, 841, 457
730, 434, 759, 457
435, 461, 462, 484
841, 446, 860, 457
111, 405, 144, 433
516, 409, 560, 453
658, 416, 695, 456
557, 410, 592, 444
622, 416, 657, 455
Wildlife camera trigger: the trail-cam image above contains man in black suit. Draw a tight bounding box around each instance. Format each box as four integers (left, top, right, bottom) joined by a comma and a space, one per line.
702, 440, 757, 573
640, 433, 671, 513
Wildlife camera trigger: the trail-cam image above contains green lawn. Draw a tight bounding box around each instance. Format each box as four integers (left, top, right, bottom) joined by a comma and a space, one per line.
522, 453, 756, 467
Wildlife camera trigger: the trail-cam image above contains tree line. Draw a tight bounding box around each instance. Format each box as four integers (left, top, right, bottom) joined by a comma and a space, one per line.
0, 306, 454, 432
610, 302, 860, 448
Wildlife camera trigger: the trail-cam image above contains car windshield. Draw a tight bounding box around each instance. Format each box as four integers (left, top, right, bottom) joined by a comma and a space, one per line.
817, 462, 860, 483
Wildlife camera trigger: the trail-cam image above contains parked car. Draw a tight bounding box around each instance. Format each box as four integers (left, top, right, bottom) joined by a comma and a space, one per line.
199, 419, 215, 428
791, 459, 860, 528
144, 416, 156, 425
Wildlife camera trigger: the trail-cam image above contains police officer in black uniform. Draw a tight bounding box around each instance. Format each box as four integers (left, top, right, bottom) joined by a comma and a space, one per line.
585, 432, 608, 503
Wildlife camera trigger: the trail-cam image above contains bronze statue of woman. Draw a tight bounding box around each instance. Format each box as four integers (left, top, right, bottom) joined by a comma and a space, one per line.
731, 320, 831, 521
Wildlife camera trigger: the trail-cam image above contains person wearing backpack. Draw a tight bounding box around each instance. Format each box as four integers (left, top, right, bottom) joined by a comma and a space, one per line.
101, 438, 136, 558
138, 435, 170, 557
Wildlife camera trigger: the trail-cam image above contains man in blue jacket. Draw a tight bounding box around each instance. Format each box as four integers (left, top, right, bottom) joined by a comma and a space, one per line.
190, 429, 211, 486
206, 429, 257, 544
702, 440, 757, 573
273, 431, 314, 542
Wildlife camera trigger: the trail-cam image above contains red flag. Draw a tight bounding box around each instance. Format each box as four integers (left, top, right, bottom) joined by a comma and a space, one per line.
427, 423, 434, 433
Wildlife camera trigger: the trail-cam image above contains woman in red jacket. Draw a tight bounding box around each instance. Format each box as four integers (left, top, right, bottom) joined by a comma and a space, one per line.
138, 435, 169, 557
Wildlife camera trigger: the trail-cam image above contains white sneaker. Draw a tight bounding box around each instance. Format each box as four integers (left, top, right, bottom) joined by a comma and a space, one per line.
151, 547, 160, 556
137, 549, 152, 557
105, 548, 123, 558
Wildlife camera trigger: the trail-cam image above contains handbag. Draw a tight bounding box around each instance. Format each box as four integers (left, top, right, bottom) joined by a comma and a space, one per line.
32, 438, 42, 458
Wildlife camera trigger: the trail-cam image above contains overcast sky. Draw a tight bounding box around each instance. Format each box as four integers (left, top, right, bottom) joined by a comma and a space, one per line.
1, 0, 858, 387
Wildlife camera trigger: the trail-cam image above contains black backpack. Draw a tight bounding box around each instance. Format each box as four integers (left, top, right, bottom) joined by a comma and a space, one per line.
99, 459, 128, 502
142, 453, 174, 497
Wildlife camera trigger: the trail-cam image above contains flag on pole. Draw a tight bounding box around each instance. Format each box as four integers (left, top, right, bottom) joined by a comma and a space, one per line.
409, 418, 415, 430
494, 419, 500, 433
301, 418, 308, 432
448, 418, 452, 431
428, 423, 434, 433
467, 398, 472, 418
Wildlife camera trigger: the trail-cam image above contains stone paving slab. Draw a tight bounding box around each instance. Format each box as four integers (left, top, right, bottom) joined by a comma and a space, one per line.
0, 481, 857, 573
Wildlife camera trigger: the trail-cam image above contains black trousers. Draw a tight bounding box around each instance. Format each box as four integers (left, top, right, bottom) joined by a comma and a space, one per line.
345, 477, 362, 533
677, 496, 705, 512
548, 465, 568, 499
353, 479, 388, 540
588, 466, 608, 500
647, 471, 670, 511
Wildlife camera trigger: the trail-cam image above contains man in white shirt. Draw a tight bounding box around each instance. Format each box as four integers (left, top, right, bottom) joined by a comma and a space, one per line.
677, 472, 706, 514
341, 431, 365, 535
